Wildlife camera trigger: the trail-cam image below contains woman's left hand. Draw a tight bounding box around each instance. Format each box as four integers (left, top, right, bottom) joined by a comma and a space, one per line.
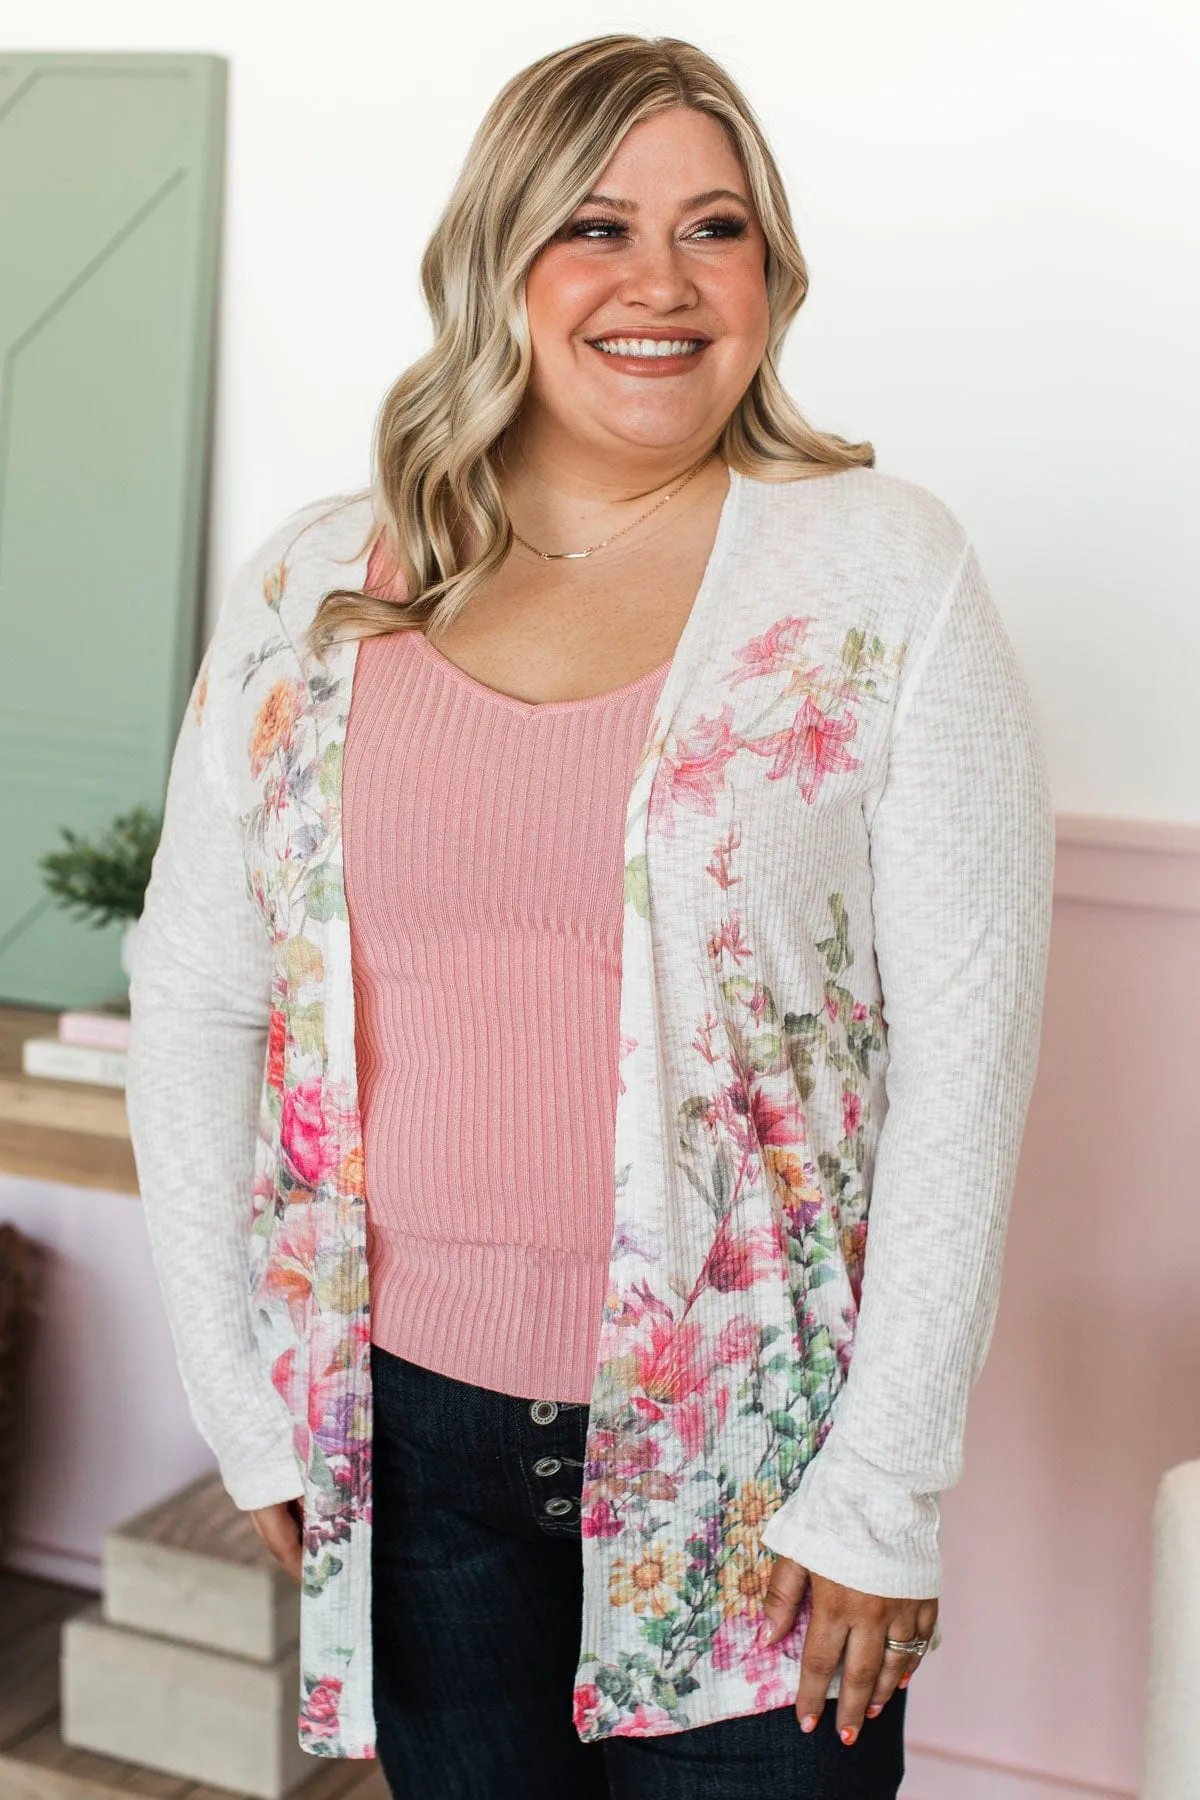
760, 1556, 939, 1745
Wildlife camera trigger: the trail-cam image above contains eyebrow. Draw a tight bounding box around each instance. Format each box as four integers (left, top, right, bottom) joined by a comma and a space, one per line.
577, 187, 750, 213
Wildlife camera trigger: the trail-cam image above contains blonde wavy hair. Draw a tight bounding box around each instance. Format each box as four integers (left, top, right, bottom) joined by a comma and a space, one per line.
306, 32, 874, 660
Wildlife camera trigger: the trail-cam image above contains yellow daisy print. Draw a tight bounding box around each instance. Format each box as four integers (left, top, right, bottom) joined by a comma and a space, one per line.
608, 1542, 687, 1617
718, 1540, 775, 1620
724, 1476, 782, 1550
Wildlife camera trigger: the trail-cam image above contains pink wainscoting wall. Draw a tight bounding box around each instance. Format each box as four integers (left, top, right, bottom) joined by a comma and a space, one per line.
901, 817, 1200, 1800
1, 817, 1197, 1796
0, 1177, 216, 1587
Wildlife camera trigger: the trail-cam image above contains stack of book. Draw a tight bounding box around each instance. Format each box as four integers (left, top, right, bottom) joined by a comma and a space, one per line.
60, 1472, 318, 1799
21, 998, 130, 1089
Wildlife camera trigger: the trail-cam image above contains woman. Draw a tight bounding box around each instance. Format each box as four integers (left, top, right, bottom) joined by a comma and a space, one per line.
126, 32, 1054, 1800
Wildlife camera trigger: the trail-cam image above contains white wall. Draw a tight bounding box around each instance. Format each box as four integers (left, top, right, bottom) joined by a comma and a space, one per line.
11, 0, 1198, 818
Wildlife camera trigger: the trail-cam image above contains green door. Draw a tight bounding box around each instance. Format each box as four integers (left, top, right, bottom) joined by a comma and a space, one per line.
0, 53, 226, 1007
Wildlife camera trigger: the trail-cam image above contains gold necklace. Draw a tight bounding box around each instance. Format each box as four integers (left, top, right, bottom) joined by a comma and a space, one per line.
509, 450, 717, 561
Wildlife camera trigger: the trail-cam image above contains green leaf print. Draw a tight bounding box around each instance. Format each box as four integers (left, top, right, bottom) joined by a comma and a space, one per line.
301, 1551, 344, 1598
316, 740, 343, 801
289, 1000, 325, 1054
306, 870, 347, 922
625, 853, 650, 919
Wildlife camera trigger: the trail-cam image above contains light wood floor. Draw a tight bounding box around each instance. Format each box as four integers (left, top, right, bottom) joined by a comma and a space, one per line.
0, 1570, 389, 1800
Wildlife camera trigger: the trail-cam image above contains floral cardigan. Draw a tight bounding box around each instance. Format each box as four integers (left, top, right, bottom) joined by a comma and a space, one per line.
127, 464, 1055, 1757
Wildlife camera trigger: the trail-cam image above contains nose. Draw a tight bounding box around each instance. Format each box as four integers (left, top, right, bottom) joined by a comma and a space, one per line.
613, 233, 700, 314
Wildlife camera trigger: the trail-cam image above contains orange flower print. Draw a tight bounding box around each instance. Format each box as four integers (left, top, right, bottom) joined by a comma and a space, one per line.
249, 679, 302, 778
266, 1006, 286, 1092
337, 1144, 365, 1199
263, 562, 286, 610
608, 1542, 686, 1616
191, 666, 209, 725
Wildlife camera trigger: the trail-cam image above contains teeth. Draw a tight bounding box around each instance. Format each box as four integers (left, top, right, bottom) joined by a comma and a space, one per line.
592, 338, 705, 357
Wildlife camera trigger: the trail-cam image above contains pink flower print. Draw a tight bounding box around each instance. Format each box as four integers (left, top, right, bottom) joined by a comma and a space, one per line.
699, 1216, 779, 1296
707, 913, 752, 969
708, 1068, 802, 1166
581, 1499, 623, 1538
649, 705, 739, 838
299, 1676, 343, 1743
573, 1682, 605, 1734
281, 1079, 332, 1187
743, 695, 862, 804
851, 1001, 868, 1021
746, 1082, 801, 1151
272, 1346, 303, 1415
613, 1701, 674, 1737
616, 1033, 637, 1096
712, 1609, 806, 1710
716, 1313, 762, 1366
726, 616, 815, 687
635, 1317, 714, 1407
705, 822, 743, 890
692, 1009, 721, 1067
842, 1090, 863, 1137
745, 982, 770, 1027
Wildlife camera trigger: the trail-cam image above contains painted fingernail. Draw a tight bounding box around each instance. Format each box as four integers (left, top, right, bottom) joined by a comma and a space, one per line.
898, 1672, 912, 1689
866, 1704, 884, 1719
840, 1725, 859, 1746
755, 1618, 776, 1648
800, 1714, 819, 1733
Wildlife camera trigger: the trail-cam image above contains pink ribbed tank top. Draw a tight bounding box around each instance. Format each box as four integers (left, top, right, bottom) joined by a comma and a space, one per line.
341, 542, 671, 1401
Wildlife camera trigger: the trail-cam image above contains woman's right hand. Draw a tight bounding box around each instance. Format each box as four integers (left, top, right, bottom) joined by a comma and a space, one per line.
247, 1498, 304, 1585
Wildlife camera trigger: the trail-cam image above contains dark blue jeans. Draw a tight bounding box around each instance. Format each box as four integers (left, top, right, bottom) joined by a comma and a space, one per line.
370, 1344, 907, 1799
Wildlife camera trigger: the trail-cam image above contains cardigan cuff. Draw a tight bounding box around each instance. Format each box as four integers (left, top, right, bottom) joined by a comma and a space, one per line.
760, 1438, 944, 1600
220, 1456, 305, 1513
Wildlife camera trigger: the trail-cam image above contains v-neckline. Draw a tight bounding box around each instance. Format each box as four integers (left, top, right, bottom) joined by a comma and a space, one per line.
391, 464, 744, 724
410, 627, 673, 719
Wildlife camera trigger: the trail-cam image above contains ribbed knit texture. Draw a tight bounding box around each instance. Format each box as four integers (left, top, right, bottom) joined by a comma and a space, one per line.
343, 548, 669, 1400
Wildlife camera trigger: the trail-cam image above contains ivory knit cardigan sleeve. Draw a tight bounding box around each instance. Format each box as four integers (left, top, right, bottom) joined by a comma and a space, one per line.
760, 541, 1055, 1594
125, 548, 304, 1512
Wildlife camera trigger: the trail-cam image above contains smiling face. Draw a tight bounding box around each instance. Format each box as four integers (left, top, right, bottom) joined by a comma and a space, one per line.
519, 107, 771, 471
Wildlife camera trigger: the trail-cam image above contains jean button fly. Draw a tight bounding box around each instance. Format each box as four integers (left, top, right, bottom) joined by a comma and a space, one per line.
529, 1400, 559, 1425
532, 1456, 562, 1477
543, 1496, 574, 1518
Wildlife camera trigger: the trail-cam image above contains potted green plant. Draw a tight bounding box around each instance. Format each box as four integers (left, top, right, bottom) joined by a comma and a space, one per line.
38, 806, 162, 982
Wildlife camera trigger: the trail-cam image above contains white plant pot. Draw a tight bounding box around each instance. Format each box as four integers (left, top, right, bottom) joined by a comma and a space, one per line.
120, 915, 141, 983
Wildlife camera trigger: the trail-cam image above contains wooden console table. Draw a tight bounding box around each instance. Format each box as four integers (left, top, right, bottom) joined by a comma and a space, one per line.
0, 1005, 137, 1195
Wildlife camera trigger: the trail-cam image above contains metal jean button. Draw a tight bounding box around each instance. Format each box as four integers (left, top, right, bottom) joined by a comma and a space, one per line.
533, 1456, 562, 1477
529, 1400, 559, 1425
543, 1496, 574, 1518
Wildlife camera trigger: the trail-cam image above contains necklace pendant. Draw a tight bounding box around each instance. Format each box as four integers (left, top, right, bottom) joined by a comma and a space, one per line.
541, 547, 593, 560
